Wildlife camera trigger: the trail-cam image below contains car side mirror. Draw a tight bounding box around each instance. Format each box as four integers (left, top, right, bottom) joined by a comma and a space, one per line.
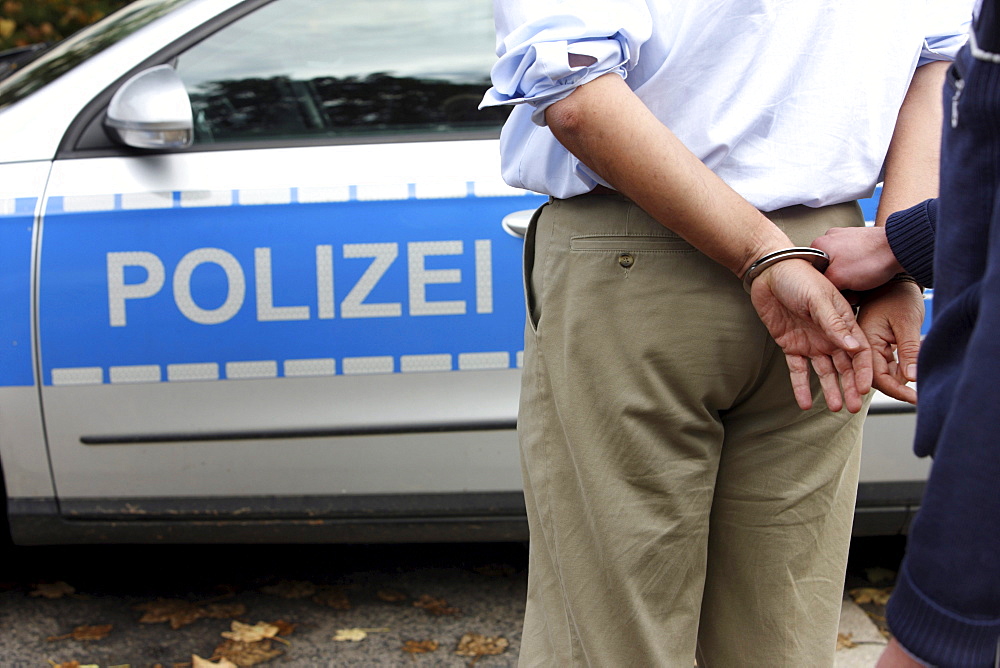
105, 65, 193, 149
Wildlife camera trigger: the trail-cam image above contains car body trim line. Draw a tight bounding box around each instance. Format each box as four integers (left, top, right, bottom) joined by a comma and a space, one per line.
79, 418, 518, 445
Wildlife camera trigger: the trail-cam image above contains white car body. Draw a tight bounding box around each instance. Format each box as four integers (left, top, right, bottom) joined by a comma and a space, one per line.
0, 0, 929, 544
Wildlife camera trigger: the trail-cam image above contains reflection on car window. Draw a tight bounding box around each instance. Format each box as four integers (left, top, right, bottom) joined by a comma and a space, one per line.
175, 0, 508, 143
0, 0, 194, 110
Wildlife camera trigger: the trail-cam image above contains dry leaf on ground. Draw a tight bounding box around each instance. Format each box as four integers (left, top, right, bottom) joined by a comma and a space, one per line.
135, 599, 204, 629
221, 621, 282, 644
402, 639, 440, 654
413, 594, 460, 616
377, 589, 408, 602
32, 581, 75, 599
312, 586, 351, 610
455, 633, 509, 657
193, 655, 238, 668
48, 663, 98, 668
271, 620, 297, 636
135, 598, 245, 629
837, 632, 857, 650
46, 624, 113, 642
848, 587, 892, 606
333, 628, 369, 642
260, 580, 316, 599
212, 639, 283, 667
333, 627, 390, 642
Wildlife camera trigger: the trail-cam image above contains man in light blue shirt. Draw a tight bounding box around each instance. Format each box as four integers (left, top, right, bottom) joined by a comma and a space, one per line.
483, 2, 971, 666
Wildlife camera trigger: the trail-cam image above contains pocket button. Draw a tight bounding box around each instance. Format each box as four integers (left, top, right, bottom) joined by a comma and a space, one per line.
618, 253, 634, 268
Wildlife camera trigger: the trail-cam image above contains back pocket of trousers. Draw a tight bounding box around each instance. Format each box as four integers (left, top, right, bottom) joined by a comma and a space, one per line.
570, 234, 695, 253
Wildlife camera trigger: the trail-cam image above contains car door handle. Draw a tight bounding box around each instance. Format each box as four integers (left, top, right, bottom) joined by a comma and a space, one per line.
501, 209, 535, 238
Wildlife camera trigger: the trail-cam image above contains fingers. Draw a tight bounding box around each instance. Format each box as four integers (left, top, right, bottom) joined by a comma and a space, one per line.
785, 354, 814, 411
874, 372, 918, 404
856, 283, 924, 404
872, 340, 919, 404
807, 288, 874, 396
810, 354, 845, 412
831, 348, 866, 413
806, 282, 868, 354
894, 332, 921, 383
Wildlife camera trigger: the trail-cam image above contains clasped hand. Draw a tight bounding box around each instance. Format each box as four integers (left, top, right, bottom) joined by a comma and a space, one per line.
749, 259, 873, 413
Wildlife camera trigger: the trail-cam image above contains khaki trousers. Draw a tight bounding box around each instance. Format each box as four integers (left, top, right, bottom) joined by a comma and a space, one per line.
517, 194, 870, 667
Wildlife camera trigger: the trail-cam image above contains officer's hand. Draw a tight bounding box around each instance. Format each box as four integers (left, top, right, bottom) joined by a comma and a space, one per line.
811, 226, 903, 292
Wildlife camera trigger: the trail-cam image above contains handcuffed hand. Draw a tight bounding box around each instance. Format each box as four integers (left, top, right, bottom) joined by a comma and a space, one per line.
749, 259, 873, 413
856, 279, 923, 404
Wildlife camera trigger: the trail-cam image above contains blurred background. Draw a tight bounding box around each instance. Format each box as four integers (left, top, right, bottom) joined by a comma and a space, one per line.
1, 0, 133, 51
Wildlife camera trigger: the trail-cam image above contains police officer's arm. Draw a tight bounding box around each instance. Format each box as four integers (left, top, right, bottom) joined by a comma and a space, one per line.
544, 72, 873, 413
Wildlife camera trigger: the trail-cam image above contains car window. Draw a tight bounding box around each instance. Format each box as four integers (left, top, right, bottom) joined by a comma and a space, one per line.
174, 0, 509, 143
0, 0, 194, 110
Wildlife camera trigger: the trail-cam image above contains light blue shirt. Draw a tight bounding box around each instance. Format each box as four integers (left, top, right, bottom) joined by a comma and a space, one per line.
481, 1, 972, 210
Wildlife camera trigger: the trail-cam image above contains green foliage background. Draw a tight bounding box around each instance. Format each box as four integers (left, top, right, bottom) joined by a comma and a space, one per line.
1, 0, 134, 51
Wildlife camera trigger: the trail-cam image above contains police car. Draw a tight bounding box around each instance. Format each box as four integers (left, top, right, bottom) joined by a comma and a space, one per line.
0, 0, 928, 546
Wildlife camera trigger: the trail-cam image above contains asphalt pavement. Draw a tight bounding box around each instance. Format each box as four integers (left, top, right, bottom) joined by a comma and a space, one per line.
0, 539, 901, 666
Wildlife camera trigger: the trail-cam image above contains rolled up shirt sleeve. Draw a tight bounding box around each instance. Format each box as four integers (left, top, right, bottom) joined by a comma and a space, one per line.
918, 2, 973, 65
480, 1, 653, 126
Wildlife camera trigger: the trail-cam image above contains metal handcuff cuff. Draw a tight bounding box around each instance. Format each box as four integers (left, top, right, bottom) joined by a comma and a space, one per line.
741, 247, 831, 294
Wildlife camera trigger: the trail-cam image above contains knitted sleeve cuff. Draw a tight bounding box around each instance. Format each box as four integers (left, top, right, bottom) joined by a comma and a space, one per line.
885, 199, 937, 288
887, 562, 1000, 667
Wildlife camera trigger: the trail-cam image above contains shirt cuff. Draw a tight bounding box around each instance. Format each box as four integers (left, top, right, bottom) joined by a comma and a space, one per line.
887, 562, 1000, 668
480, 36, 630, 126
885, 198, 937, 288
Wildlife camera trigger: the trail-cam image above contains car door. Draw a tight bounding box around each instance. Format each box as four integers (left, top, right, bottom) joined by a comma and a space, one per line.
37, 0, 544, 537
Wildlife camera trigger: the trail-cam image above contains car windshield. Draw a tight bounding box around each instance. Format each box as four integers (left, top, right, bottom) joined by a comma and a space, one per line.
0, 0, 195, 111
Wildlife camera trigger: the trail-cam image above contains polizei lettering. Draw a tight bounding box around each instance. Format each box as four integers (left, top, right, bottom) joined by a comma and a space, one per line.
106, 241, 494, 326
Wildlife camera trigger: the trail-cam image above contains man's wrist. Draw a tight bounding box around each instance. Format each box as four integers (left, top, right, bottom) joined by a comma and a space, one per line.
742, 247, 831, 293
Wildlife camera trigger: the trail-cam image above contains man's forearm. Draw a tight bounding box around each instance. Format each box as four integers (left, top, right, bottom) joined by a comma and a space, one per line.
544, 73, 793, 277
876, 61, 949, 225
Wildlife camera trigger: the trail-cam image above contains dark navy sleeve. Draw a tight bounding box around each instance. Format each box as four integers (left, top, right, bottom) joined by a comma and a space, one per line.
887, 189, 1000, 663
885, 21, 1000, 664
885, 198, 937, 288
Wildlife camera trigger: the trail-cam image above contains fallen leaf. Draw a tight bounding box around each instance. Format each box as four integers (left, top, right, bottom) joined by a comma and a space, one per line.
260, 580, 316, 599
312, 586, 351, 610
837, 632, 857, 650
402, 639, 440, 654
848, 587, 892, 606
377, 589, 408, 602
47, 663, 97, 668
332, 627, 389, 642
46, 624, 113, 642
413, 594, 460, 616
135, 598, 245, 629
211, 639, 283, 667
333, 628, 369, 642
135, 599, 204, 629
272, 619, 297, 636
32, 581, 75, 599
455, 633, 509, 658
193, 655, 238, 668
221, 621, 281, 644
